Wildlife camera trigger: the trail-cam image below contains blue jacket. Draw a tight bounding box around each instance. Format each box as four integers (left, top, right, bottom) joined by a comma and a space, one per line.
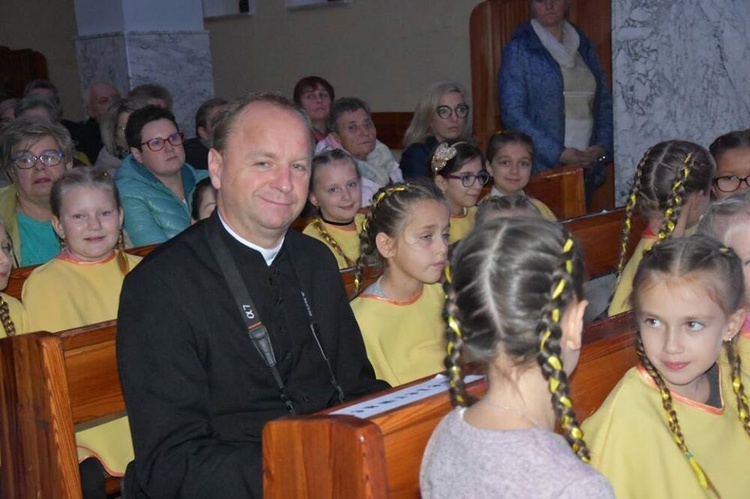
116, 155, 208, 246
498, 21, 613, 174
400, 136, 438, 179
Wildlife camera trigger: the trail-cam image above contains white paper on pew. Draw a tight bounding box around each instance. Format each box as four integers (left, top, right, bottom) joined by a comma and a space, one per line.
331, 374, 484, 419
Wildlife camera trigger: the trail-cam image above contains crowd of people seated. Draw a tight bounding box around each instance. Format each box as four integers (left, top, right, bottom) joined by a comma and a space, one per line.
1, 0, 750, 497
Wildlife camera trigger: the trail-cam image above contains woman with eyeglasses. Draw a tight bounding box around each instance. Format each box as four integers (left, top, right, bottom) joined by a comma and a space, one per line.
498, 0, 612, 175
116, 105, 208, 246
94, 96, 149, 174
401, 81, 473, 180
429, 141, 488, 244
0, 117, 73, 266
709, 129, 750, 200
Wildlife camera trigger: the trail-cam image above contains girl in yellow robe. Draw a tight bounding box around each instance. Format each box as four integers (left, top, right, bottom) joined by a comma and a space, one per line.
0, 218, 27, 338
351, 180, 450, 386
584, 235, 750, 498
608, 140, 714, 316
303, 149, 364, 268
429, 141, 488, 244
22, 167, 141, 486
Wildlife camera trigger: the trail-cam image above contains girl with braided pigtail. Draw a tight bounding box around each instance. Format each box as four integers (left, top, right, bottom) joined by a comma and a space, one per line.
609, 140, 715, 316
421, 218, 613, 498
350, 179, 451, 387
584, 235, 750, 498
302, 149, 364, 268
0, 219, 27, 338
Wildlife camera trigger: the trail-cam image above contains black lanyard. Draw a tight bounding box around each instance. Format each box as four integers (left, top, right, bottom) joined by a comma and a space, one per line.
207, 221, 345, 414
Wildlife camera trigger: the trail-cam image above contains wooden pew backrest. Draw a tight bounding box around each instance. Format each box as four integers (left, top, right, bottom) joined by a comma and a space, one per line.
263, 312, 638, 499
371, 112, 413, 151
0, 321, 121, 499
525, 165, 586, 219
563, 208, 647, 278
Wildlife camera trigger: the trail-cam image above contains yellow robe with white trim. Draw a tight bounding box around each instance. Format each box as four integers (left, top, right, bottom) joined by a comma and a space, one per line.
302, 214, 364, 269
582, 365, 750, 499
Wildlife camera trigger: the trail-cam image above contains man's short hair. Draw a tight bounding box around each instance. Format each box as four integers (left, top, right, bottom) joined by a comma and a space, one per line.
125, 105, 178, 150
23, 79, 59, 99
211, 93, 313, 154
128, 83, 174, 111
326, 97, 371, 134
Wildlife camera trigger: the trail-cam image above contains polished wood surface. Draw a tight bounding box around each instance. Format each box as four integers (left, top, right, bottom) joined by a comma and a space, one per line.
0, 45, 49, 98
263, 312, 638, 498
371, 112, 414, 150
525, 165, 587, 219
562, 207, 647, 278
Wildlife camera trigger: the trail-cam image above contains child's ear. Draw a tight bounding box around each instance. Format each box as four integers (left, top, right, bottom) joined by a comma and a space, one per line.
561, 299, 588, 352
51, 216, 65, 241
308, 191, 319, 209
118, 207, 124, 228
434, 175, 448, 192
375, 232, 396, 259
723, 307, 746, 342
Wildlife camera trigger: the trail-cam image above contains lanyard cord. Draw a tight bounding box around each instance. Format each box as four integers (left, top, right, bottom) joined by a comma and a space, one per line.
208, 223, 296, 415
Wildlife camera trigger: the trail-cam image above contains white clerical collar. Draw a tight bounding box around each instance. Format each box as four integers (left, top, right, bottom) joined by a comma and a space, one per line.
218, 212, 283, 266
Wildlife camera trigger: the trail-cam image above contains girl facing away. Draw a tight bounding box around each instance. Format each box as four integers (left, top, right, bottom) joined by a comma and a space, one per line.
191, 177, 217, 223
420, 217, 613, 499
429, 141, 489, 244
0, 218, 27, 338
350, 180, 450, 386
485, 130, 557, 221
21, 167, 142, 485
698, 191, 750, 377
584, 235, 750, 498
474, 193, 542, 225
302, 149, 364, 268
608, 140, 714, 316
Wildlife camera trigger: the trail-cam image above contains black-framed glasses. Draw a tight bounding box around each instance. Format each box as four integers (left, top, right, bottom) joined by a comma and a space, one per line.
11, 150, 65, 169
445, 171, 490, 187
714, 175, 750, 193
436, 104, 470, 120
141, 132, 185, 152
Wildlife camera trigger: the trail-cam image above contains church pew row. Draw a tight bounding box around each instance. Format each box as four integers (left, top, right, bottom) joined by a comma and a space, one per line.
262, 312, 637, 498
0, 311, 637, 499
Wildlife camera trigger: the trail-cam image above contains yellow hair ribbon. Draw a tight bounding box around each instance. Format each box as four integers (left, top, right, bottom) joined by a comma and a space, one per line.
540, 328, 552, 350
552, 279, 566, 299
547, 355, 562, 371
686, 453, 709, 490
549, 377, 560, 393
551, 308, 560, 323
447, 315, 461, 337
444, 264, 453, 284
570, 427, 584, 440
565, 260, 572, 274
372, 185, 408, 208
562, 238, 574, 252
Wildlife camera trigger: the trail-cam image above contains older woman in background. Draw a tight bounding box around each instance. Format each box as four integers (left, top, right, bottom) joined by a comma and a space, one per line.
316, 97, 403, 206
0, 117, 72, 266
498, 0, 612, 180
401, 81, 473, 179
95, 97, 149, 174
293, 76, 335, 142
116, 106, 208, 246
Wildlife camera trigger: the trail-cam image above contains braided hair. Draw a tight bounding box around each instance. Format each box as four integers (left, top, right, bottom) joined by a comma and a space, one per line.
354, 179, 446, 295
443, 217, 590, 460
632, 235, 750, 492
0, 219, 16, 337
615, 141, 715, 279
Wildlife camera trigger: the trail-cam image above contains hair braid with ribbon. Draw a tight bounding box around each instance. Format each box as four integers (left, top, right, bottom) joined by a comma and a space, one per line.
0, 295, 16, 337
655, 153, 692, 243
443, 263, 475, 407
536, 233, 591, 462
313, 216, 355, 267
615, 148, 649, 279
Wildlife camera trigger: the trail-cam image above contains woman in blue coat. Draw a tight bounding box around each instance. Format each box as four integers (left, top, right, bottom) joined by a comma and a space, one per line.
498, 0, 613, 182
117, 105, 208, 246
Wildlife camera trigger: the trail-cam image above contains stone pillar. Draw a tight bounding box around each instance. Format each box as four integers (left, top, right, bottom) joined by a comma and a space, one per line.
73, 0, 214, 135
612, 0, 750, 201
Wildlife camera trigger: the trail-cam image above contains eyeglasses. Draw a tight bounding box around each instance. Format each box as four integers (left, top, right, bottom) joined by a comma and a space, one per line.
11, 150, 65, 169
714, 175, 750, 193
436, 104, 470, 120
445, 172, 490, 187
141, 132, 185, 152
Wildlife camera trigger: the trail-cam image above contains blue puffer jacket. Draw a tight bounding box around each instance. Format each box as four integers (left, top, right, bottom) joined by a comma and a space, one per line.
116, 155, 208, 246
498, 21, 613, 174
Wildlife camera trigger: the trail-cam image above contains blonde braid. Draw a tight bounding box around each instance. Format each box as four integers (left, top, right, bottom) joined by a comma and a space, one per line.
635, 334, 717, 493
536, 235, 591, 462
725, 338, 750, 436
0, 295, 16, 337
313, 217, 354, 267
616, 153, 647, 279
656, 153, 692, 243
443, 264, 474, 407
116, 229, 130, 275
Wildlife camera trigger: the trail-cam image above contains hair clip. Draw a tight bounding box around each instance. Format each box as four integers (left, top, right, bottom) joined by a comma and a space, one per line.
431, 142, 459, 173
372, 184, 409, 208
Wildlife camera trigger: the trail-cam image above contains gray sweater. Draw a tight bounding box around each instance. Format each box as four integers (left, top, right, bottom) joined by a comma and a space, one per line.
420, 408, 613, 499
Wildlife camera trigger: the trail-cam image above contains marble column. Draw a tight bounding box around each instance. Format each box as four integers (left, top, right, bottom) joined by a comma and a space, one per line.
612, 0, 750, 201
73, 0, 214, 134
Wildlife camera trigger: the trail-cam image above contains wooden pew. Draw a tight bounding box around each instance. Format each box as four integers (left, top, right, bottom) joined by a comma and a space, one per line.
371, 112, 413, 151
0, 321, 121, 499
563, 207, 647, 278
525, 165, 586, 219
262, 312, 638, 498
